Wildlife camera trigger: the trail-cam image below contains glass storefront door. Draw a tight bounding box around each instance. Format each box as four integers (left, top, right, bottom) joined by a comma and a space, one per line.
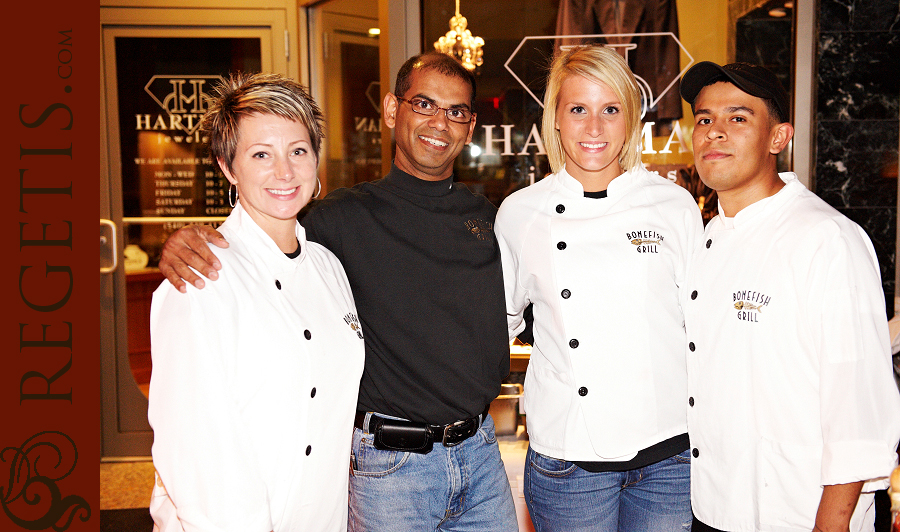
100, 6, 288, 458
307, 0, 381, 194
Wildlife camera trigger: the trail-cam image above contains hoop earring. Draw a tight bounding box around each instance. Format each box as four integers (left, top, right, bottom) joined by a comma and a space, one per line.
313, 177, 322, 199
228, 183, 238, 208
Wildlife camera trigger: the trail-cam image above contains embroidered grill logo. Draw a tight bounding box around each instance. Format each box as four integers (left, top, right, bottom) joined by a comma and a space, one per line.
466, 218, 493, 241
625, 230, 664, 253
733, 290, 771, 323
343, 313, 364, 339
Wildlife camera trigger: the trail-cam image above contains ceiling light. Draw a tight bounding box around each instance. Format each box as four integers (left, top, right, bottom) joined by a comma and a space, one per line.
434, 0, 484, 71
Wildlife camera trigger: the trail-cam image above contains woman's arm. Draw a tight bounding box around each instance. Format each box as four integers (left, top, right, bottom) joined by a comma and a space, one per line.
148, 283, 271, 532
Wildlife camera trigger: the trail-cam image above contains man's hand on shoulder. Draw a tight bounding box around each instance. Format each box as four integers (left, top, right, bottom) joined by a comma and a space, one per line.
158, 225, 229, 293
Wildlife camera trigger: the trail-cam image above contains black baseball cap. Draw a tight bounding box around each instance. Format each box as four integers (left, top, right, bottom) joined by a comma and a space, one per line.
680, 61, 790, 123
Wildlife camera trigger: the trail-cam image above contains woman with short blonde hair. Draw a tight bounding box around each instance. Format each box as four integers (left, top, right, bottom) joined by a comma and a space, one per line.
148, 72, 364, 532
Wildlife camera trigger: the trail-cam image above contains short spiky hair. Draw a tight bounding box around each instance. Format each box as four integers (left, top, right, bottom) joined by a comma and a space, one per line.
542, 45, 643, 174
393, 51, 476, 107
201, 72, 325, 173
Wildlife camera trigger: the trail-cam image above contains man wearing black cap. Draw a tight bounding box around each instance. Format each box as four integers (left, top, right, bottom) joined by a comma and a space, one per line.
679, 61, 900, 532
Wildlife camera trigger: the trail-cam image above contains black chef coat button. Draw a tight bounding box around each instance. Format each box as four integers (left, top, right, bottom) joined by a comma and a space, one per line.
306, 445, 312, 456
556, 204, 566, 214
304, 330, 312, 340
689, 342, 695, 352
569, 339, 579, 349
705, 239, 712, 249
578, 386, 588, 396
561, 289, 571, 299
692, 448, 699, 458
689, 397, 694, 407
310, 387, 316, 398
691, 290, 698, 300
557, 241, 567, 250
275, 279, 282, 290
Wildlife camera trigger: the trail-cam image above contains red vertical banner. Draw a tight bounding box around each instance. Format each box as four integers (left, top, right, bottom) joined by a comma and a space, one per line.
3, 1, 100, 531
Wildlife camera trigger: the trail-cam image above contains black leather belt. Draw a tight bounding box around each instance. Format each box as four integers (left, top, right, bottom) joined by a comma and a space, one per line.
354, 406, 490, 453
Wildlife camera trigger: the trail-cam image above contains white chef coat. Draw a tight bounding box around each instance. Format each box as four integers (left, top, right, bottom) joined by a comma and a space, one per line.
496, 165, 703, 460
684, 173, 900, 532
148, 203, 365, 532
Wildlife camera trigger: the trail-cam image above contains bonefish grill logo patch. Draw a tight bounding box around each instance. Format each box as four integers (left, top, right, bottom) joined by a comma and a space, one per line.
733, 290, 771, 322
343, 313, 364, 339
625, 230, 664, 253
466, 218, 493, 241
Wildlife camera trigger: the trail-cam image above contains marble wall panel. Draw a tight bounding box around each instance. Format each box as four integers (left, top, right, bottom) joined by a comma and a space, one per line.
820, 0, 900, 33
817, 30, 899, 121
815, 0, 898, 317
815, 120, 899, 207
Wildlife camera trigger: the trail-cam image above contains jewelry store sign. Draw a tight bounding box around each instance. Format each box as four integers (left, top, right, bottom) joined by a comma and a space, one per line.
128, 75, 230, 217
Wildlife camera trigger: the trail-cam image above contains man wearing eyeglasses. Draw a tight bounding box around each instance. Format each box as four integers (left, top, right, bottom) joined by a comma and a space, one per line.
158, 51, 519, 532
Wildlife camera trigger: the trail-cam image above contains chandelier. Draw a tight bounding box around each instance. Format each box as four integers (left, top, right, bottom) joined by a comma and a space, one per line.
433, 0, 484, 71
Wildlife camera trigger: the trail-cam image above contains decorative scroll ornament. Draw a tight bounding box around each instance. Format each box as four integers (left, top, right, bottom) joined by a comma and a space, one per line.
433, 0, 484, 71
1, 431, 91, 530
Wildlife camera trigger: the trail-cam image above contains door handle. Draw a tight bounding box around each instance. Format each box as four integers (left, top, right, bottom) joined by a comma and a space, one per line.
100, 219, 118, 274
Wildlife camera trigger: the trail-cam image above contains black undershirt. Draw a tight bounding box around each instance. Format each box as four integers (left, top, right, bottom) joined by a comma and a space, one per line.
284, 239, 301, 259
573, 433, 690, 472
572, 188, 690, 473
691, 518, 727, 532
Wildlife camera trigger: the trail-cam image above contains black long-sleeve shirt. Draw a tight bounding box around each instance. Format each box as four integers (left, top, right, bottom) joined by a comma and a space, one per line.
301, 165, 509, 425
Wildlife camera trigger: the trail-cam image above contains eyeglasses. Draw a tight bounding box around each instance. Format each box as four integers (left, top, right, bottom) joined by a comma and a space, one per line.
396, 97, 474, 124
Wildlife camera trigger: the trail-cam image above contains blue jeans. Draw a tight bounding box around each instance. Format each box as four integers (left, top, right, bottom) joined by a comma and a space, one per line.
524, 446, 693, 532
349, 413, 518, 532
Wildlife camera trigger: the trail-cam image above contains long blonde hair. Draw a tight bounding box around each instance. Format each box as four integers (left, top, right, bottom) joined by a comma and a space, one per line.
542, 45, 642, 174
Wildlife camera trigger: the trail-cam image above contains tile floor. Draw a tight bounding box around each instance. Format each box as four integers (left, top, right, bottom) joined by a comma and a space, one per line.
100, 459, 156, 510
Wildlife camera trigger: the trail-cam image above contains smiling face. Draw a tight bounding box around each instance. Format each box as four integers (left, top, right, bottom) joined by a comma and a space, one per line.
691, 81, 792, 215
383, 69, 475, 181
554, 74, 627, 191
220, 112, 317, 241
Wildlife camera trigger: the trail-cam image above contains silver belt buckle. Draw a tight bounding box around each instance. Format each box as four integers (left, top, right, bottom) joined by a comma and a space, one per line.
442, 417, 476, 447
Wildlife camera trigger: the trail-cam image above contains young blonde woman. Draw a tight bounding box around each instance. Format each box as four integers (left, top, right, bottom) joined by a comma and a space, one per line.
496, 45, 703, 531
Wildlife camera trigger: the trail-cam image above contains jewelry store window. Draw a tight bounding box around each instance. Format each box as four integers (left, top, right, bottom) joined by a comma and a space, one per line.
421, 0, 793, 225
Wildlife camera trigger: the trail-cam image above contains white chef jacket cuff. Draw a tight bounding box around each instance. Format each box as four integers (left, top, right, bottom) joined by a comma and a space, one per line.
821, 439, 899, 487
